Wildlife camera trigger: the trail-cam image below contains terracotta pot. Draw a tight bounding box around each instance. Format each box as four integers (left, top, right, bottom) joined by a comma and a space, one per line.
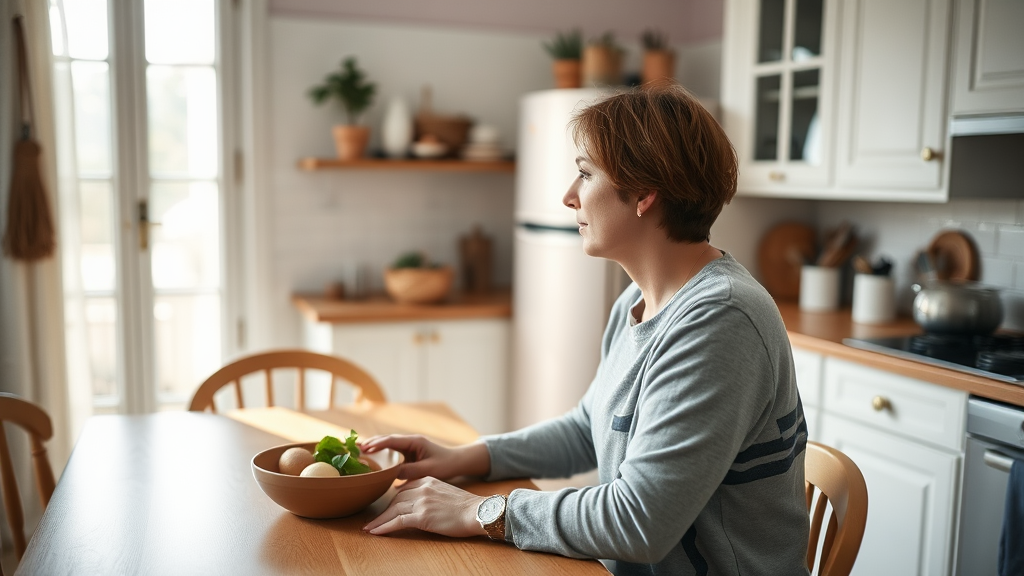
642, 49, 676, 86
582, 45, 622, 86
331, 125, 370, 161
552, 59, 582, 89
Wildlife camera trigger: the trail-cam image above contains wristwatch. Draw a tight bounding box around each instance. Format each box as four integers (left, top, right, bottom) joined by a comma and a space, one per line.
475, 493, 508, 541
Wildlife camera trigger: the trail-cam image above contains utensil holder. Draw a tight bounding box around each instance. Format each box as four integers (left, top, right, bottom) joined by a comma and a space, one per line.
852, 274, 896, 324
799, 265, 840, 312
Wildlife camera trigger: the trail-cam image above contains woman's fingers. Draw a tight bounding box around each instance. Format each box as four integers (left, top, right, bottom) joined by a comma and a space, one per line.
363, 478, 485, 538
361, 434, 426, 454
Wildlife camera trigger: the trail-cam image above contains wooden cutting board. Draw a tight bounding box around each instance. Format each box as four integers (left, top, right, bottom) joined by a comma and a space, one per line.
927, 230, 980, 281
758, 222, 817, 300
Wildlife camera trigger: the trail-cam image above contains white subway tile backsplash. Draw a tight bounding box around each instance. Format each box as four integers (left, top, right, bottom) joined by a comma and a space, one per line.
818, 199, 1024, 331
971, 224, 998, 253
982, 257, 1015, 286
997, 226, 1024, 258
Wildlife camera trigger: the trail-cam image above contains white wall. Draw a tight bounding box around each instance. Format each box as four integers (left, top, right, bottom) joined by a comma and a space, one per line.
264, 18, 737, 347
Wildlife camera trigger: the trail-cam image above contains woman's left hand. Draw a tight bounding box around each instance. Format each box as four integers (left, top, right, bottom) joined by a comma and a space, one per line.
363, 477, 487, 538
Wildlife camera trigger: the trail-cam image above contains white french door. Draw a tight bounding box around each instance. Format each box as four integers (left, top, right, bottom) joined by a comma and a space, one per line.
50, 0, 240, 422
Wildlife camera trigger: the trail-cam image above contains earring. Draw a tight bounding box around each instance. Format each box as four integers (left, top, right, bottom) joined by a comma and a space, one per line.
637, 208, 642, 218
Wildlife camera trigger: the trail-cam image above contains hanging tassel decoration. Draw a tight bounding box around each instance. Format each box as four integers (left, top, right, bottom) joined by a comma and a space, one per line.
3, 15, 56, 261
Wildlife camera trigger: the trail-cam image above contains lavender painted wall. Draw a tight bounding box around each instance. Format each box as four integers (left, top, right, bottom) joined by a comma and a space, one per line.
269, 0, 725, 45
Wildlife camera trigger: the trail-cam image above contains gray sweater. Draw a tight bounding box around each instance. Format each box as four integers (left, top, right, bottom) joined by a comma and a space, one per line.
482, 253, 810, 575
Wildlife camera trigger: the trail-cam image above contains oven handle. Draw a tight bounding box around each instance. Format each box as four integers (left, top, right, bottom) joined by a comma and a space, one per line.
984, 449, 1017, 474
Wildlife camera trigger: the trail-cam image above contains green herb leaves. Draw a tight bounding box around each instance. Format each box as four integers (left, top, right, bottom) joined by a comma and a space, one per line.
314, 431, 371, 476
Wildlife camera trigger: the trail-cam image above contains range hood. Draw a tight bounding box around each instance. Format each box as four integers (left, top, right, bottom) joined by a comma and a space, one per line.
948, 114, 1024, 199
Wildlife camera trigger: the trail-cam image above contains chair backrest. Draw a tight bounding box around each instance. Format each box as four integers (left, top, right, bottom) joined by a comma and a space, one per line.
188, 349, 387, 413
0, 393, 56, 560
805, 441, 869, 576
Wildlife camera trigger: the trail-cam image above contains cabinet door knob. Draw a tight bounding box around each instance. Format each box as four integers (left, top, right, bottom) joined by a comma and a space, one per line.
871, 395, 892, 412
768, 171, 786, 182
920, 147, 941, 162
413, 333, 425, 345
429, 331, 440, 344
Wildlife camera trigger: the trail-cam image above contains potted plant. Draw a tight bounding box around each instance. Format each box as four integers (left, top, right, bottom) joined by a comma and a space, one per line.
383, 251, 453, 304
543, 29, 582, 89
641, 29, 675, 86
308, 57, 377, 160
582, 32, 624, 87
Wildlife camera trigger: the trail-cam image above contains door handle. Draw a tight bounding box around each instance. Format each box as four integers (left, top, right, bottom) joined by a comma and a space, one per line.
138, 199, 161, 250
983, 449, 1015, 473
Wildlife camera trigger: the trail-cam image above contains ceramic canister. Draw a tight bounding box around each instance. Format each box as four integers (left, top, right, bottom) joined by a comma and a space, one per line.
381, 96, 413, 158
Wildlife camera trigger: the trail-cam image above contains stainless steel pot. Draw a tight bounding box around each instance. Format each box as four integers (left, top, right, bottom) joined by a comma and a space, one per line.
911, 280, 1003, 334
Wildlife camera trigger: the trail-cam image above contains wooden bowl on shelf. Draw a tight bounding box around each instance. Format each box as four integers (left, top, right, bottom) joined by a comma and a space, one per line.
383, 266, 454, 304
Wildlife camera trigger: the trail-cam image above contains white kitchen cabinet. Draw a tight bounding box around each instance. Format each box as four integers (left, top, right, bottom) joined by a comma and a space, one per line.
834, 0, 951, 194
820, 415, 961, 576
791, 346, 824, 441
304, 318, 510, 435
950, 0, 1024, 115
820, 357, 966, 576
722, 0, 840, 195
722, 0, 954, 201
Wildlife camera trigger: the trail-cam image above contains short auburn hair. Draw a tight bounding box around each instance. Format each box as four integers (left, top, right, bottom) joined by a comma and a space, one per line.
569, 84, 738, 243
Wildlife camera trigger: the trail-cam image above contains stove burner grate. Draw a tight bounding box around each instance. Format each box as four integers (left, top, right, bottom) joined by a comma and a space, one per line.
976, 350, 1024, 377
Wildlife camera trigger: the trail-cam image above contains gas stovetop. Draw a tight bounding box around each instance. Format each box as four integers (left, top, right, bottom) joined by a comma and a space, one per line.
843, 334, 1024, 385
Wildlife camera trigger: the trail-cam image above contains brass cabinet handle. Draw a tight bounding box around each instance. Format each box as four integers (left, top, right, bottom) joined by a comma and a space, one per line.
871, 395, 892, 412
413, 333, 425, 345
920, 147, 942, 162
768, 171, 786, 182
429, 331, 440, 344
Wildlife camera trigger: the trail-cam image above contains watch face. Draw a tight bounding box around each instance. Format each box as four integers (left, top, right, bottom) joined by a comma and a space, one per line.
478, 495, 504, 523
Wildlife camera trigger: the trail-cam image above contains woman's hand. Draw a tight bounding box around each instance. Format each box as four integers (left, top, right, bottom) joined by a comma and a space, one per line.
360, 435, 490, 480
362, 477, 487, 538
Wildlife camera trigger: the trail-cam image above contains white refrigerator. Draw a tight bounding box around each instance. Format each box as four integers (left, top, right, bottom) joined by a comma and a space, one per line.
510, 89, 630, 430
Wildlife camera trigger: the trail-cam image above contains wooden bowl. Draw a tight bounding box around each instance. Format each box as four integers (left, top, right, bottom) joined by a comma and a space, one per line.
252, 442, 403, 519
384, 266, 453, 304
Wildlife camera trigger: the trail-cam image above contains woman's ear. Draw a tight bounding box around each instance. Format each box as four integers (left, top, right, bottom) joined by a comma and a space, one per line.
636, 191, 658, 217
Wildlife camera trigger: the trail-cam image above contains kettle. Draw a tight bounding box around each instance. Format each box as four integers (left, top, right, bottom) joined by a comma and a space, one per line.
911, 280, 1003, 335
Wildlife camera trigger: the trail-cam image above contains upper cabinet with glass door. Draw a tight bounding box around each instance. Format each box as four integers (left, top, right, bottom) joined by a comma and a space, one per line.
722, 0, 838, 196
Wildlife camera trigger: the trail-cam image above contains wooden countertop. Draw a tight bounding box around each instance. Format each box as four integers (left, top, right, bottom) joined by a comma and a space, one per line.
294, 289, 511, 323
776, 301, 1024, 406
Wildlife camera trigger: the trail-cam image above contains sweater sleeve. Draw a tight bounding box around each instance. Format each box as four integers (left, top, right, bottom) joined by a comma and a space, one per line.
480, 383, 598, 480
500, 302, 778, 563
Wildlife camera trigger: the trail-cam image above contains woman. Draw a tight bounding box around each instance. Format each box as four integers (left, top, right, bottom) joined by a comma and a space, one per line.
362, 85, 810, 575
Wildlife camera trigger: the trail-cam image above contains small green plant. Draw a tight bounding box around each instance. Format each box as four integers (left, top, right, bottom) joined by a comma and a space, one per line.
543, 29, 582, 60
308, 57, 377, 125
392, 251, 441, 269
641, 29, 669, 51
590, 31, 624, 53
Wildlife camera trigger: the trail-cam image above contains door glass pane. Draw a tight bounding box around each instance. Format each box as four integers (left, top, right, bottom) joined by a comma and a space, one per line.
790, 69, 821, 162
758, 0, 786, 63
79, 180, 117, 291
63, 0, 108, 60
144, 0, 215, 65
794, 0, 824, 61
147, 66, 218, 178
70, 61, 112, 176
154, 294, 221, 405
754, 74, 782, 161
150, 182, 221, 290
85, 297, 118, 397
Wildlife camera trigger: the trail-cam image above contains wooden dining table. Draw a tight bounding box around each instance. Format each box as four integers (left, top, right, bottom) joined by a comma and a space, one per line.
15, 402, 609, 575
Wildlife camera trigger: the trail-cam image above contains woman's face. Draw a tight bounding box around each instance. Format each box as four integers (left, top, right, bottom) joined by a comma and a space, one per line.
562, 155, 639, 260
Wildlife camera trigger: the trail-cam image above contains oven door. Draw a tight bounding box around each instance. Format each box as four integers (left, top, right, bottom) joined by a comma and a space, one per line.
956, 434, 1024, 574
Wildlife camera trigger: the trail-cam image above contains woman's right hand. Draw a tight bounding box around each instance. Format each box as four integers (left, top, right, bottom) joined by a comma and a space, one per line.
360, 435, 491, 480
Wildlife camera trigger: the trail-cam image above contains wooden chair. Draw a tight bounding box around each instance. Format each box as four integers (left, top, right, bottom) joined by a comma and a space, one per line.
0, 393, 56, 561
805, 441, 869, 576
188, 349, 387, 413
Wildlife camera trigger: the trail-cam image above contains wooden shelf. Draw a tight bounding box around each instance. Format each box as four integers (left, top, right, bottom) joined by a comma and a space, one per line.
298, 157, 515, 173
293, 288, 511, 324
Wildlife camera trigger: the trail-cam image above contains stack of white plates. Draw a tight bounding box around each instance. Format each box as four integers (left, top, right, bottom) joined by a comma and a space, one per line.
461, 124, 504, 161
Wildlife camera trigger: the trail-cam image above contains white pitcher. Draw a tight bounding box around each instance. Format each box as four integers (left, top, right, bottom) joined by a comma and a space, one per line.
381, 96, 413, 159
